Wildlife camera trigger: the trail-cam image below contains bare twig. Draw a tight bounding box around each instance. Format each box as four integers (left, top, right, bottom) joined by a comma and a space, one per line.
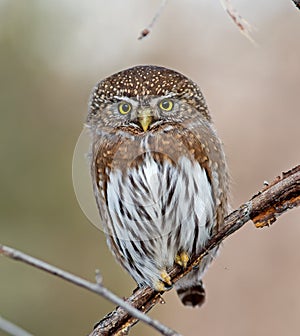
1, 166, 299, 335
0, 315, 33, 336
0, 246, 181, 336
91, 165, 300, 335
138, 0, 256, 42
219, 0, 255, 42
138, 0, 169, 40
292, 0, 300, 9
138, 0, 300, 42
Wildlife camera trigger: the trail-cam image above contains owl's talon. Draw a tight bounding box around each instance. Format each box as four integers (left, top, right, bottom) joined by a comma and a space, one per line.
175, 251, 189, 268
175, 254, 181, 265
160, 270, 172, 286
154, 270, 173, 291
154, 279, 173, 292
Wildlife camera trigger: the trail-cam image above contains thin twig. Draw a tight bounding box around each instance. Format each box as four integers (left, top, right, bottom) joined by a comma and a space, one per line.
138, 0, 169, 40
138, 0, 300, 42
1, 166, 299, 335
91, 165, 300, 335
292, 0, 300, 9
0, 315, 33, 336
138, 0, 257, 42
219, 0, 255, 43
0, 246, 181, 336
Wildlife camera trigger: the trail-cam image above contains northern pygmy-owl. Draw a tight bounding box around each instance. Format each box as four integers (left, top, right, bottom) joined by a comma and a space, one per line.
87, 65, 229, 307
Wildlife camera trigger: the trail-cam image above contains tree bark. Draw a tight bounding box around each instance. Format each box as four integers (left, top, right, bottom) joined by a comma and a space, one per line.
91, 165, 300, 335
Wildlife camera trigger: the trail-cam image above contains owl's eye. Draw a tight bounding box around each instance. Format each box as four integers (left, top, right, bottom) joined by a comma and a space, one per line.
118, 102, 132, 115
159, 99, 174, 112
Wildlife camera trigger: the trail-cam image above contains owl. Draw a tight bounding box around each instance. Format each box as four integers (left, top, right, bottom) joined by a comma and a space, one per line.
86, 65, 229, 307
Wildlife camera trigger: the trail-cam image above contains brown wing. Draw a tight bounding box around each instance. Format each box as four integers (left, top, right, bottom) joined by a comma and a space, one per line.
179, 120, 229, 234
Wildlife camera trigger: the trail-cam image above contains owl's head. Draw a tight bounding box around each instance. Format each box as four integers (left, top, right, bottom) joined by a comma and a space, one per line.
87, 65, 211, 133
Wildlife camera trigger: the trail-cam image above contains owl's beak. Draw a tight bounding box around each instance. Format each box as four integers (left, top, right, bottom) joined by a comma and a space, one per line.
138, 109, 153, 132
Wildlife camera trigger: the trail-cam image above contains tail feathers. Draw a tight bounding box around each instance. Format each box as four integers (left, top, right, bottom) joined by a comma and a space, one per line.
176, 281, 206, 307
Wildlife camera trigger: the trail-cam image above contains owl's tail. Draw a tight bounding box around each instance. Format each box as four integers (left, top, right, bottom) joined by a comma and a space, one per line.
176, 280, 206, 307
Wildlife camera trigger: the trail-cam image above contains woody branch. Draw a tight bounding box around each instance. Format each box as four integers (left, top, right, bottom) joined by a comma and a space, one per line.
1, 165, 299, 336
91, 164, 300, 335
292, 1, 300, 9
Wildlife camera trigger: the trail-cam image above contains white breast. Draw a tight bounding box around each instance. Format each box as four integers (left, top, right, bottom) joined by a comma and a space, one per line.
105, 152, 214, 274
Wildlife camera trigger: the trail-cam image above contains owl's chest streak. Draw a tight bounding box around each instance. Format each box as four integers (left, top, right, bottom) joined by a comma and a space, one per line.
94, 128, 215, 241
103, 151, 214, 244
95, 129, 213, 205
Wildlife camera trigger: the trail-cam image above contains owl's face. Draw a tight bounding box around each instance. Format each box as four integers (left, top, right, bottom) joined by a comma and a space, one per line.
93, 95, 194, 133
87, 65, 211, 134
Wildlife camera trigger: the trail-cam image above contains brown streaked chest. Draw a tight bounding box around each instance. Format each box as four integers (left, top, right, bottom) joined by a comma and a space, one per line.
92, 125, 214, 202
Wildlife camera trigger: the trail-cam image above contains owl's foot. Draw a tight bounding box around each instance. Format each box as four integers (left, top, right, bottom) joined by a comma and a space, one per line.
154, 270, 173, 291
175, 251, 189, 268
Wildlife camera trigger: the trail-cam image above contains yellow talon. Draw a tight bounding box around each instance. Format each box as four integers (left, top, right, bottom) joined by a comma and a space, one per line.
175, 251, 189, 268
153, 270, 172, 291
155, 280, 168, 292
160, 270, 172, 286
175, 254, 182, 265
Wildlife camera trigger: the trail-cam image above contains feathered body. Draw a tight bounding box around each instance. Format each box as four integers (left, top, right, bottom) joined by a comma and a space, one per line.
87, 65, 229, 306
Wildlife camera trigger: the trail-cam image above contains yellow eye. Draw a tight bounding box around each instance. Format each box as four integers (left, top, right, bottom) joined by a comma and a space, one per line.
159, 99, 173, 112
118, 102, 132, 115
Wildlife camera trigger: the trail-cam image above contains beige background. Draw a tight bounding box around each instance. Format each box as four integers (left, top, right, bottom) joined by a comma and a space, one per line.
1, 1, 299, 335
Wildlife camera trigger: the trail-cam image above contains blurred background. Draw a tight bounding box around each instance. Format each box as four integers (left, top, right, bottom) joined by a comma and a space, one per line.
1, 0, 299, 335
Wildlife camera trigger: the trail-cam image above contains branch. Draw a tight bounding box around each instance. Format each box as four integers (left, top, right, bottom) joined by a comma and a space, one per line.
138, 0, 169, 39
138, 0, 255, 41
138, 0, 299, 41
0, 246, 181, 336
0, 315, 33, 336
1, 166, 299, 335
219, 0, 254, 42
91, 165, 300, 335
292, 0, 300, 9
